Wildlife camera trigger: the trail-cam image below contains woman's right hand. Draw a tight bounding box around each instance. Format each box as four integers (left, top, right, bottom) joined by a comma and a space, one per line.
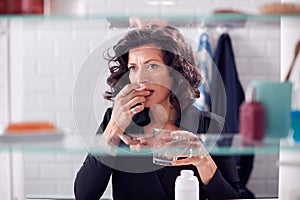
111, 83, 150, 132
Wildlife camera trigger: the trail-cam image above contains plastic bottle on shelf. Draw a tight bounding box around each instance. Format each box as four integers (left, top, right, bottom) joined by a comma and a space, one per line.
239, 86, 265, 143
291, 110, 300, 142
175, 170, 199, 200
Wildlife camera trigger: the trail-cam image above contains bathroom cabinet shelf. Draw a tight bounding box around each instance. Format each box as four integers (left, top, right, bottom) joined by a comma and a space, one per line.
0, 133, 296, 155
0, 13, 293, 28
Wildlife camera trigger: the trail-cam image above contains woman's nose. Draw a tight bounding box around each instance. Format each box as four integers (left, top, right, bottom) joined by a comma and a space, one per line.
135, 68, 149, 84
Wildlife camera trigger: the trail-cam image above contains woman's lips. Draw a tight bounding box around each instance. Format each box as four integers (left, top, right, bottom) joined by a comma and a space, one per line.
144, 89, 154, 98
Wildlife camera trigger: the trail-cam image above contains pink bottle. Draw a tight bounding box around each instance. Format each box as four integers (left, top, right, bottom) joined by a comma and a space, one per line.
239, 86, 265, 143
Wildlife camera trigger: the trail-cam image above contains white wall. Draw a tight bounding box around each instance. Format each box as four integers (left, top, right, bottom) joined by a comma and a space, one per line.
0, 20, 9, 128
1, 0, 287, 199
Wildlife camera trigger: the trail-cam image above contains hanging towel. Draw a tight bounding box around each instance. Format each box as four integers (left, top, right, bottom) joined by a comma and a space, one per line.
194, 33, 212, 111
213, 33, 245, 133
213, 33, 255, 198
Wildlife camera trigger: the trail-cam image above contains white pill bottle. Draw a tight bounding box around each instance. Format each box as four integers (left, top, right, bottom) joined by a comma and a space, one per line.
175, 170, 199, 200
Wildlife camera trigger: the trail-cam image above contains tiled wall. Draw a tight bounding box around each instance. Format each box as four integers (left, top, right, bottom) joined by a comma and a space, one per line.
2, 0, 289, 199
21, 21, 280, 199
0, 20, 8, 127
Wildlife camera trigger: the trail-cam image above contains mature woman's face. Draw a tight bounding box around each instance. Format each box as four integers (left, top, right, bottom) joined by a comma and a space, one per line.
128, 45, 173, 108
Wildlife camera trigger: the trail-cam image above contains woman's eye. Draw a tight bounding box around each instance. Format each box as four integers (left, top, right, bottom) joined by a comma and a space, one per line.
128, 66, 137, 71
148, 64, 159, 70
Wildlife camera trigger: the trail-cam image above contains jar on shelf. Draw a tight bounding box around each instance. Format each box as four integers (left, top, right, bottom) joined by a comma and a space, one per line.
0, 0, 44, 14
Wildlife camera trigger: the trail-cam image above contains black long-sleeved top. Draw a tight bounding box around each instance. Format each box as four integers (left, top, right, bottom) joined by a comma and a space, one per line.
74, 105, 241, 200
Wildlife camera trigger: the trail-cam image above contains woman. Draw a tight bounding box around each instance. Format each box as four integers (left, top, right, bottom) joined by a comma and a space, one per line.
74, 27, 241, 200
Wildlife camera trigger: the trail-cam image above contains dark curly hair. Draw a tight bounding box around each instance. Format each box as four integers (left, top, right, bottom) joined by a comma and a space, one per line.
104, 26, 201, 112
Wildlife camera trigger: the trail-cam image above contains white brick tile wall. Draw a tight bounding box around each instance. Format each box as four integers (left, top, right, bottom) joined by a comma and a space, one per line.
24, 77, 54, 94
55, 113, 76, 129
25, 181, 56, 195
266, 180, 279, 197
37, 60, 72, 76
54, 76, 75, 93
23, 95, 41, 112
24, 163, 40, 180
23, 42, 55, 59
0, 20, 9, 127
40, 164, 74, 180
248, 180, 268, 196
24, 153, 56, 162
22, 112, 55, 122
251, 59, 280, 76
56, 154, 85, 163
57, 180, 75, 195
23, 60, 37, 77
0, 0, 287, 199
55, 42, 89, 59
21, 21, 281, 199
40, 94, 72, 112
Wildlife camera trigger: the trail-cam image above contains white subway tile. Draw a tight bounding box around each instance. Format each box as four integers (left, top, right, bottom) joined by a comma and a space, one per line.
250, 59, 280, 76
37, 60, 72, 76
23, 28, 38, 42
267, 41, 281, 58
250, 162, 268, 179
56, 154, 85, 163
161, 5, 197, 16
23, 42, 55, 59
56, 180, 75, 196
72, 30, 107, 41
249, 28, 280, 40
266, 154, 279, 162
25, 180, 56, 195
72, 94, 94, 111
55, 113, 76, 129
254, 154, 270, 162
23, 60, 37, 76
55, 42, 89, 60
236, 58, 251, 76
24, 77, 54, 94
54, 76, 75, 93
234, 41, 267, 58
24, 163, 40, 180
40, 94, 72, 112
228, 29, 249, 40
22, 112, 55, 122
19, 3, 282, 198
266, 180, 278, 197
87, 3, 126, 15
23, 95, 41, 112
37, 20, 73, 31
24, 153, 56, 162
247, 180, 267, 197
37, 30, 71, 41
72, 20, 107, 31
40, 164, 74, 180
266, 163, 279, 178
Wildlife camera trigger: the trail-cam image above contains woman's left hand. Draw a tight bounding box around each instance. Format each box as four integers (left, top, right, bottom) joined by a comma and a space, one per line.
170, 130, 217, 185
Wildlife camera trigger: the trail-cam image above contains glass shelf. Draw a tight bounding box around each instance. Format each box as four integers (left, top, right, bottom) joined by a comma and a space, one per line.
0, 13, 297, 28
0, 13, 296, 20
0, 132, 298, 155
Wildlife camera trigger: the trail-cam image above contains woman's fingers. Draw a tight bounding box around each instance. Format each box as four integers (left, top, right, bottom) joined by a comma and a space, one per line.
118, 83, 141, 97
131, 90, 151, 99
128, 96, 146, 109
172, 155, 208, 166
119, 134, 140, 145
129, 142, 152, 152
171, 130, 198, 139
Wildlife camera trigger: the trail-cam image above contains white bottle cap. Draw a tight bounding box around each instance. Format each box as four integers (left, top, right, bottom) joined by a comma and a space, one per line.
245, 85, 257, 102
176, 170, 199, 190
181, 170, 193, 178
